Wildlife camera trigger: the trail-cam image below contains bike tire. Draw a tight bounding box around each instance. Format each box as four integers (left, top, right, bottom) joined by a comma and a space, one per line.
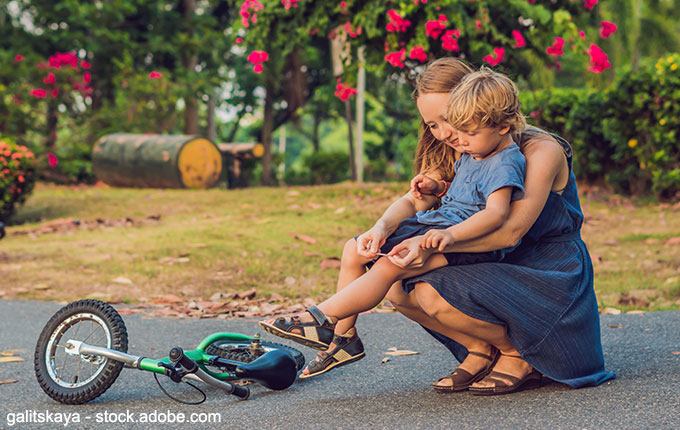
205, 340, 305, 371
34, 299, 128, 404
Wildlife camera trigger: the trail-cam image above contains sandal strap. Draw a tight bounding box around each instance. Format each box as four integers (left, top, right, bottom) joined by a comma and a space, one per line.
467, 350, 494, 361
307, 306, 331, 326
484, 371, 521, 387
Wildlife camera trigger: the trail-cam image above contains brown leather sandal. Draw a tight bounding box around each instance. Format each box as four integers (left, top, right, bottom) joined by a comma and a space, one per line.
468, 354, 542, 396
433, 346, 500, 393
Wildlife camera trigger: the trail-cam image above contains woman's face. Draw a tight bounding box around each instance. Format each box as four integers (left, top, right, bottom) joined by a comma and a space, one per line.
416, 92, 461, 151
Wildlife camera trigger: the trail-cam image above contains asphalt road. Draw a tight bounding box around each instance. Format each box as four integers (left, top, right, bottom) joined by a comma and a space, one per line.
0, 300, 678, 430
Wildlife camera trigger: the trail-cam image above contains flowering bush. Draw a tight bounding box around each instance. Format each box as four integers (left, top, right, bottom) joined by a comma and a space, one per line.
521, 53, 680, 198
0, 137, 36, 223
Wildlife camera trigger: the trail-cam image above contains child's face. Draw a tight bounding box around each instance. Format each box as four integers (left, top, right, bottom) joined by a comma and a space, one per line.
416, 93, 464, 152
456, 125, 511, 160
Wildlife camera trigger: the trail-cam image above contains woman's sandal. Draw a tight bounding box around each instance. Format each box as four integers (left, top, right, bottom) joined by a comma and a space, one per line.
468, 354, 543, 396
258, 306, 337, 350
433, 346, 500, 393
299, 328, 365, 379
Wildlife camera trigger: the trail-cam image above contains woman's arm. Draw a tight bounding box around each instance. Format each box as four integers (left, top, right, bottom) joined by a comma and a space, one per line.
357, 189, 438, 256
441, 139, 567, 252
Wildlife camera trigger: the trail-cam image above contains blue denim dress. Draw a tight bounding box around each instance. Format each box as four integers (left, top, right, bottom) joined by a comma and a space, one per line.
403, 133, 616, 388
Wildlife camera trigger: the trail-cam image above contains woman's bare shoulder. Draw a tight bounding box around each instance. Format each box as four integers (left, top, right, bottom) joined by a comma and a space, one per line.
521, 137, 565, 161
521, 137, 569, 191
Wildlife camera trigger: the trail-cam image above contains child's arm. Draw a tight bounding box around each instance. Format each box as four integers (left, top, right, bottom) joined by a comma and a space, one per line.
420, 186, 513, 251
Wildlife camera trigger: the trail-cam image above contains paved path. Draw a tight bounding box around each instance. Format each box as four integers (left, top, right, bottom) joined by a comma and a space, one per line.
0, 300, 678, 429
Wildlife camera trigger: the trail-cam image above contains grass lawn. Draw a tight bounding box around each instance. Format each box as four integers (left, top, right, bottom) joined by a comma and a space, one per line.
1, 182, 679, 313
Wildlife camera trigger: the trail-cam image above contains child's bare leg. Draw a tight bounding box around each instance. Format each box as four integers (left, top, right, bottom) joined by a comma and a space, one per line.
317, 253, 449, 320
333, 238, 374, 335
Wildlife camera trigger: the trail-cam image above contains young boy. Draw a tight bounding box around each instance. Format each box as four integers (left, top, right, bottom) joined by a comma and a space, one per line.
260, 68, 527, 378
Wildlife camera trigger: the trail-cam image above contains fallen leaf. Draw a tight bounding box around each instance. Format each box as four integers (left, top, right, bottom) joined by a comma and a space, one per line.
0, 356, 25, 363
664, 237, 680, 246
334, 207, 346, 214
0, 379, 18, 385
189, 243, 206, 248
671, 351, 680, 355
112, 277, 133, 285
384, 348, 420, 356
603, 240, 619, 246
609, 324, 623, 329
626, 310, 646, 315
292, 233, 317, 244
287, 190, 300, 196
302, 297, 317, 308
235, 288, 257, 300
601, 307, 621, 315
381, 357, 390, 364
307, 202, 323, 209
152, 294, 184, 305
303, 251, 323, 257
320, 257, 341, 270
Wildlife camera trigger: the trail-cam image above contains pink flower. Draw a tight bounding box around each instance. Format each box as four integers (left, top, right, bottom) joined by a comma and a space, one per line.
14, 55, 23, 63
30, 89, 47, 98
247, 51, 269, 64
475, 20, 482, 29
334, 80, 357, 101
149, 71, 163, 79
48, 52, 79, 69
43, 73, 56, 85
386, 10, 411, 33
253, 64, 263, 73
579, 30, 586, 39
512, 30, 526, 48
83, 72, 91, 84
409, 45, 428, 62
584, 0, 598, 10
51, 88, 59, 98
425, 15, 447, 39
384, 49, 406, 68
587, 44, 610, 73
80, 60, 91, 69
483, 47, 505, 66
600, 21, 617, 38
47, 152, 58, 168
340, 1, 346, 8
345, 21, 362, 38
235, 37, 243, 44
441, 30, 460, 51
281, 0, 298, 9
240, 0, 264, 28
546, 37, 564, 56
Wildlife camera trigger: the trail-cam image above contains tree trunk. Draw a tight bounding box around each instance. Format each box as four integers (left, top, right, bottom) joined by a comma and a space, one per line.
207, 90, 216, 142
46, 102, 58, 151
312, 106, 320, 152
345, 99, 356, 181
261, 81, 275, 186
182, 0, 199, 134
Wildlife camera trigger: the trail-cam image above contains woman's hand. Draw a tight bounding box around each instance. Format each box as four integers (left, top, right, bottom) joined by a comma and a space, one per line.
410, 174, 440, 199
356, 226, 389, 258
420, 229, 455, 251
387, 236, 435, 269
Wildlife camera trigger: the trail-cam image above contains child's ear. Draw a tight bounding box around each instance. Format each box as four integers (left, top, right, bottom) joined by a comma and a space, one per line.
498, 125, 511, 135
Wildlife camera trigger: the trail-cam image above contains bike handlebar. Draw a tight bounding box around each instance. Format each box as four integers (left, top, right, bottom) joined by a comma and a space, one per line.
168, 347, 249, 400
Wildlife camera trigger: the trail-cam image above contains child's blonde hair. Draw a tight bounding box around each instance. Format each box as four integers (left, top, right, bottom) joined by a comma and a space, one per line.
446, 67, 526, 134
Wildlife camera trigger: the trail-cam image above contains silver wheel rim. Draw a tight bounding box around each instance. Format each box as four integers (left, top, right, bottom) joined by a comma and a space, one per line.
45, 312, 112, 388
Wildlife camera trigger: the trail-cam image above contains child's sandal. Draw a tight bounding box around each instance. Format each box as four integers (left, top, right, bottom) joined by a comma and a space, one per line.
299, 328, 365, 379
258, 306, 336, 350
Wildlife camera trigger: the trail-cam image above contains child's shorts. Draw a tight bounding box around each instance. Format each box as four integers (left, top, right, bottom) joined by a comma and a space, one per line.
359, 216, 505, 267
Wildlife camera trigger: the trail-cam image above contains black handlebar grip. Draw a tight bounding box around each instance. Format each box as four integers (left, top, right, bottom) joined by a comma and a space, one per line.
169, 347, 197, 372
230, 384, 250, 400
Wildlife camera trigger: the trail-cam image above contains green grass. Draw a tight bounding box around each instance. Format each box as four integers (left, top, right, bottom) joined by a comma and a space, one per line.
1, 182, 679, 313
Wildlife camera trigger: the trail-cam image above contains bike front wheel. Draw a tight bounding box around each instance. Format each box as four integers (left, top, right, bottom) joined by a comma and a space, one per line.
34, 299, 128, 404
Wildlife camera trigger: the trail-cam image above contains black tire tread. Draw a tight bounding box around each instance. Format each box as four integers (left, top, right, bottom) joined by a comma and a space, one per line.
34, 299, 128, 404
205, 340, 305, 371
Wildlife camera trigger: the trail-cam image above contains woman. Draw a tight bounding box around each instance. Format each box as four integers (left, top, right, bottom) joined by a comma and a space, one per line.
265, 58, 614, 395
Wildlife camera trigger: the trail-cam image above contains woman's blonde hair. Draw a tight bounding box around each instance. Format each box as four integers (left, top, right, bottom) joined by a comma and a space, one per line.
446, 67, 526, 134
412, 57, 473, 182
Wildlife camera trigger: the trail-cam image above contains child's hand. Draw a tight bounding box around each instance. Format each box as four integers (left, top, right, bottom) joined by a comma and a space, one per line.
388, 236, 434, 269
419, 229, 455, 251
356, 227, 387, 258
410, 174, 439, 199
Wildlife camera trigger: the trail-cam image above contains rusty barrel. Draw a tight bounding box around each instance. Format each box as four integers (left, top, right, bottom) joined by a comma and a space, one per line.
93, 134, 222, 189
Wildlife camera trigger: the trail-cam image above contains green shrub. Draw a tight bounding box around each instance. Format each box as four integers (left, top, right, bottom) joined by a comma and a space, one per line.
0, 137, 37, 223
303, 151, 349, 185
521, 53, 680, 198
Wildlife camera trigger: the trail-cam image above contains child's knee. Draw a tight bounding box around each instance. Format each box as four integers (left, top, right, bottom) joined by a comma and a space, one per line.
341, 238, 369, 266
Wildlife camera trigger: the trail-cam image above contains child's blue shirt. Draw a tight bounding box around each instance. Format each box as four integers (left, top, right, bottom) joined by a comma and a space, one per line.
416, 143, 526, 227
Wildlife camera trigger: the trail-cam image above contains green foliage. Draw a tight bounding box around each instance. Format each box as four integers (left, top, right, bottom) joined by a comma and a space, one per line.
521, 53, 680, 198
0, 137, 36, 222
302, 150, 349, 185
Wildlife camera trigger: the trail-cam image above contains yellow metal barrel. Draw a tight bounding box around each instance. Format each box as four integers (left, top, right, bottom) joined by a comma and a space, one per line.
92, 134, 222, 189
